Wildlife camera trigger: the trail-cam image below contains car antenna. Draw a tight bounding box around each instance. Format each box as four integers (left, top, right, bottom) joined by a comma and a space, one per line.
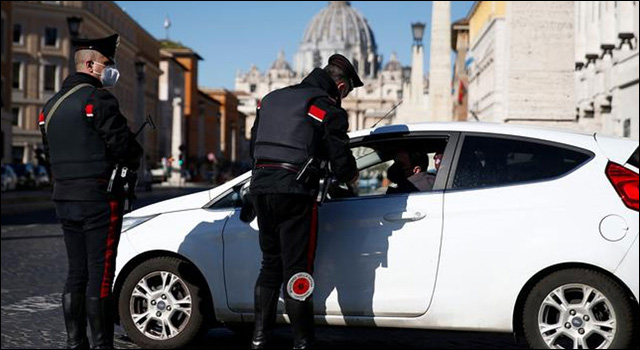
371, 100, 403, 128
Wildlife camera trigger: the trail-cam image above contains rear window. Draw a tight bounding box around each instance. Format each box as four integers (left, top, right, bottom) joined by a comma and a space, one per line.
628, 147, 639, 168
453, 136, 592, 190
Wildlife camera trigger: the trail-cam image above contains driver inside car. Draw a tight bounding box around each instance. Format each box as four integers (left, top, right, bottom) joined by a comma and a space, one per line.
386, 149, 436, 194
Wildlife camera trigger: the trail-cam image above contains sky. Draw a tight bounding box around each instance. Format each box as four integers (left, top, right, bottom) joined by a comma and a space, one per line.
115, 1, 475, 90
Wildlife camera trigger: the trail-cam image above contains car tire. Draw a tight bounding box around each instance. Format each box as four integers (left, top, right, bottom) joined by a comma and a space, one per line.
522, 268, 637, 349
119, 256, 208, 349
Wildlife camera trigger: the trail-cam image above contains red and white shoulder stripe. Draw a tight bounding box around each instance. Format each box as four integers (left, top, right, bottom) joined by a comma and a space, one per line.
308, 105, 327, 123
85, 104, 94, 118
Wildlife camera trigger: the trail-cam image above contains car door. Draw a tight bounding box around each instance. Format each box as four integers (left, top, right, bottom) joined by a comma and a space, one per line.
223, 133, 457, 318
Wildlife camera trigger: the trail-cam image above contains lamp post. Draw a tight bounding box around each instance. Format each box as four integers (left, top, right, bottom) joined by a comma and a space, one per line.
409, 22, 426, 106
67, 16, 83, 75
402, 66, 412, 83
411, 22, 426, 47
135, 61, 149, 188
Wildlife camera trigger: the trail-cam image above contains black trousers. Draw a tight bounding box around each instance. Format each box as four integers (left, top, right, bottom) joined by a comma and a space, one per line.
55, 200, 124, 299
253, 194, 318, 293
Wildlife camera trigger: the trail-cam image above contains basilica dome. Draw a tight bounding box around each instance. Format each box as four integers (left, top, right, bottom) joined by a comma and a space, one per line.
294, 1, 380, 79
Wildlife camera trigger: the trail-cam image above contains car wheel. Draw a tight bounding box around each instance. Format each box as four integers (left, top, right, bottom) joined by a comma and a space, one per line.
119, 256, 208, 349
522, 268, 637, 349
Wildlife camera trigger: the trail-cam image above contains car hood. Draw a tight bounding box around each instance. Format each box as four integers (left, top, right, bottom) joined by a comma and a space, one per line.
125, 171, 253, 218
127, 190, 212, 217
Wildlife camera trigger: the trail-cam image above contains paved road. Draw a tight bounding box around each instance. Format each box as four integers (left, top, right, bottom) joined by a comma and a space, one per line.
1, 187, 526, 349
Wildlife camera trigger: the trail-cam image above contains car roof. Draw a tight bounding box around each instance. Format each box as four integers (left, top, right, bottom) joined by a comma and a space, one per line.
349, 122, 598, 149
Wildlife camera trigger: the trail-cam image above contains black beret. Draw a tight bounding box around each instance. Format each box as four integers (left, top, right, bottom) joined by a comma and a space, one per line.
328, 54, 364, 88
73, 34, 120, 64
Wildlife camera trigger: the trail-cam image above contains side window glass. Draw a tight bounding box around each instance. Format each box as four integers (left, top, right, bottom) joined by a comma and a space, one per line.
357, 160, 394, 196
210, 183, 248, 209
346, 138, 448, 197
351, 146, 390, 196
453, 136, 592, 190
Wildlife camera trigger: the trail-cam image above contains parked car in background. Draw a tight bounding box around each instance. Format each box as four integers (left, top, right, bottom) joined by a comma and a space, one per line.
1, 164, 18, 192
34, 165, 50, 188
113, 123, 639, 349
12, 163, 36, 190
150, 167, 168, 183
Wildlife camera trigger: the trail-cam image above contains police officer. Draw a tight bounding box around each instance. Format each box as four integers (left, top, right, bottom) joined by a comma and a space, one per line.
39, 34, 142, 349
249, 54, 361, 349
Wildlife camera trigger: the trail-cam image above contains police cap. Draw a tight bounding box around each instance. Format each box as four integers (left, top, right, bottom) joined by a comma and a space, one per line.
328, 54, 364, 88
73, 34, 120, 64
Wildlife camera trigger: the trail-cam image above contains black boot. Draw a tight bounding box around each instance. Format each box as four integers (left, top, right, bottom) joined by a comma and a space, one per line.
62, 292, 89, 349
285, 298, 314, 350
85, 296, 114, 349
251, 285, 280, 349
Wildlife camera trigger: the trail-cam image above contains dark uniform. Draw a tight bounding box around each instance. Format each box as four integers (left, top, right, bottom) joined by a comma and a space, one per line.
40, 34, 142, 349
249, 55, 361, 349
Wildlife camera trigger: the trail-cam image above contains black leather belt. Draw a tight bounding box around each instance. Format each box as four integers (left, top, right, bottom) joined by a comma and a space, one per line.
255, 161, 300, 173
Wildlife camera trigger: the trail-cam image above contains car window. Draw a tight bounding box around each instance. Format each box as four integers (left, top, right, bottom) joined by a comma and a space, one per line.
210, 182, 248, 209
452, 136, 592, 190
356, 159, 394, 196
334, 138, 448, 199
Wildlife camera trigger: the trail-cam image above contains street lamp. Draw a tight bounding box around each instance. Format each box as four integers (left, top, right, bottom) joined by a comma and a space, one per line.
135, 60, 149, 186
402, 66, 412, 83
67, 16, 83, 39
67, 16, 83, 74
411, 22, 426, 46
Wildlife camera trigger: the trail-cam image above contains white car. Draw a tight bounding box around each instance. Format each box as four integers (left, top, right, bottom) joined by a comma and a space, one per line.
114, 122, 639, 349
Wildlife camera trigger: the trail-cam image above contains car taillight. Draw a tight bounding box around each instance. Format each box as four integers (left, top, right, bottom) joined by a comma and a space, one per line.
606, 162, 639, 211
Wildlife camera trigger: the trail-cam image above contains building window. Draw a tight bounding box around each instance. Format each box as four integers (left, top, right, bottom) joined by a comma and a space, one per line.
43, 64, 57, 92
13, 23, 23, 45
12, 62, 22, 89
250, 84, 256, 93
43, 27, 58, 47
623, 119, 631, 138
11, 107, 20, 126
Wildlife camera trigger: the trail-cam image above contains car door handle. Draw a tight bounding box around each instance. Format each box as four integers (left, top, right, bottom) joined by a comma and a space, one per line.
383, 211, 426, 222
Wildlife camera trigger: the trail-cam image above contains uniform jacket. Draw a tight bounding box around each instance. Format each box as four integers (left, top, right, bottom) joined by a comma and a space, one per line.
250, 68, 358, 196
40, 73, 142, 201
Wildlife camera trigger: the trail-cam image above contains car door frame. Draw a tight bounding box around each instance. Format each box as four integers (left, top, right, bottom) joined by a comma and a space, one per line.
344, 130, 461, 197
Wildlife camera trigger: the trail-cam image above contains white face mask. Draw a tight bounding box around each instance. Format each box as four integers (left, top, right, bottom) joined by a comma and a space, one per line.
92, 61, 120, 87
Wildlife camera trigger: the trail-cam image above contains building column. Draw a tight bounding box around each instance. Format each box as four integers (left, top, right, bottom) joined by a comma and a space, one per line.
170, 97, 183, 186
428, 1, 452, 122
410, 45, 424, 106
